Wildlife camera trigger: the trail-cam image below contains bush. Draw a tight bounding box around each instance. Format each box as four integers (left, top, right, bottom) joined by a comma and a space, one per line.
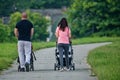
0, 23, 10, 42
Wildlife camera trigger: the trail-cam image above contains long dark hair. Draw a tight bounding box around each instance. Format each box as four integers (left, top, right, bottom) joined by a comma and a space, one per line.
58, 18, 68, 31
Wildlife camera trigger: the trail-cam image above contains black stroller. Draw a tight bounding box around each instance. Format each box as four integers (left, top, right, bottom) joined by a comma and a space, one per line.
54, 41, 75, 70
17, 46, 36, 72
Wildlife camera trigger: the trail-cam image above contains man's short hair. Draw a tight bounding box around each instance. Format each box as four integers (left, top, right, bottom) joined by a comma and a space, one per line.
22, 12, 27, 18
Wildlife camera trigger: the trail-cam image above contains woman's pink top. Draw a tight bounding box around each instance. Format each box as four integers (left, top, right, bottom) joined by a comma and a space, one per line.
56, 27, 71, 44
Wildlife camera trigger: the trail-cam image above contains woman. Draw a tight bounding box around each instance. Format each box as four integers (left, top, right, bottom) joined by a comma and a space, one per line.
55, 18, 71, 71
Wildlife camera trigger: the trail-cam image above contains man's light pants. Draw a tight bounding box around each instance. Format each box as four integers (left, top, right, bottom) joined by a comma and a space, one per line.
18, 41, 31, 68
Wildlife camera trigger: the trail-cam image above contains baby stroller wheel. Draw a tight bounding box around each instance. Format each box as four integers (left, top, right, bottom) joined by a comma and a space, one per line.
54, 63, 57, 70
30, 63, 34, 71
58, 67, 60, 70
72, 63, 75, 70
18, 65, 21, 72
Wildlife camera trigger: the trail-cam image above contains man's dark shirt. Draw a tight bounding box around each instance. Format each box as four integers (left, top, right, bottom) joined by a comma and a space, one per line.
16, 20, 33, 41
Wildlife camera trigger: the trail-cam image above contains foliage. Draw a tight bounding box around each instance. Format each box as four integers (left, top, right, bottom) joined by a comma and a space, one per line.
0, 0, 31, 17
8, 12, 21, 42
0, 19, 10, 42
26, 10, 49, 41
36, 0, 72, 9
0, 0, 15, 16
0, 0, 72, 16
67, 0, 120, 38
0, 24, 7, 42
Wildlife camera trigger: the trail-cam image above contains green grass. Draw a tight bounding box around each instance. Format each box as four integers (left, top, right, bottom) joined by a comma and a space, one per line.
32, 41, 56, 50
88, 41, 120, 80
72, 37, 119, 45
0, 43, 17, 70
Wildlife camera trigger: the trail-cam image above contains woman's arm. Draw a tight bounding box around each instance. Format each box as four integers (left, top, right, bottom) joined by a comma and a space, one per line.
55, 27, 59, 38
68, 28, 71, 38
55, 31, 59, 38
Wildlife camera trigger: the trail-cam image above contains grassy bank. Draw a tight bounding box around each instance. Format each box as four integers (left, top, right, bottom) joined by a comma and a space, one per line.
0, 37, 120, 74
0, 43, 17, 71
72, 37, 119, 45
88, 40, 120, 80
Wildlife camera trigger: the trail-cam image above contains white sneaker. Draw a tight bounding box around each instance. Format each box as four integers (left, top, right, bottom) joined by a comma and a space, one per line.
63, 67, 67, 70
59, 68, 64, 72
64, 67, 70, 71
66, 68, 70, 71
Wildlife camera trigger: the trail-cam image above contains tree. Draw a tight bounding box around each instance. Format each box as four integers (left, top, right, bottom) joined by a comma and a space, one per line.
29, 0, 72, 9
0, 0, 15, 16
0, 0, 31, 17
67, 0, 120, 38
0, 0, 72, 17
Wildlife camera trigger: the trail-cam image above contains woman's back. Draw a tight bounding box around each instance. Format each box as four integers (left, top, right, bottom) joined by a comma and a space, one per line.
56, 27, 70, 44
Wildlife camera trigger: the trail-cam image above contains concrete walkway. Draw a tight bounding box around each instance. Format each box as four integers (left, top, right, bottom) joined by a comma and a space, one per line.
0, 42, 111, 80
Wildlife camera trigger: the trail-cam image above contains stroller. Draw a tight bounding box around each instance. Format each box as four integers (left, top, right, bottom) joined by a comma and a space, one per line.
17, 45, 36, 72
54, 41, 75, 70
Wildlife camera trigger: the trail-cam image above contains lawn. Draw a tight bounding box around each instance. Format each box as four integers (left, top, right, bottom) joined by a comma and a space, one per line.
0, 43, 17, 71
88, 40, 120, 80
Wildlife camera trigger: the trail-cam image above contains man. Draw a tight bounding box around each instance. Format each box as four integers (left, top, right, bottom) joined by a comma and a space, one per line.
14, 12, 34, 72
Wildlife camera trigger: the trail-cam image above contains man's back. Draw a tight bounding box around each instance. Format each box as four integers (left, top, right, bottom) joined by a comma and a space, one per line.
16, 20, 33, 41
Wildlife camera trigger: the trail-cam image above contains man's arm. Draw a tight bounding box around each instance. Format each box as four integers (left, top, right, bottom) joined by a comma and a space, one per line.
14, 28, 19, 38
31, 28, 34, 38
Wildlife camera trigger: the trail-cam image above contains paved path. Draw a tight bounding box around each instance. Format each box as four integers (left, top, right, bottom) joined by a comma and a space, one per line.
0, 42, 111, 80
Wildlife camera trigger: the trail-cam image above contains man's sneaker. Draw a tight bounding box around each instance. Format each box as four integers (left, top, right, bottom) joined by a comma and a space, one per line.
64, 67, 67, 70
20, 68, 25, 72
25, 63, 29, 72
64, 67, 70, 71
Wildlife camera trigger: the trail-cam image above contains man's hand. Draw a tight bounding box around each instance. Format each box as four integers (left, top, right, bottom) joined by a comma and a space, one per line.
31, 28, 34, 38
14, 28, 18, 38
